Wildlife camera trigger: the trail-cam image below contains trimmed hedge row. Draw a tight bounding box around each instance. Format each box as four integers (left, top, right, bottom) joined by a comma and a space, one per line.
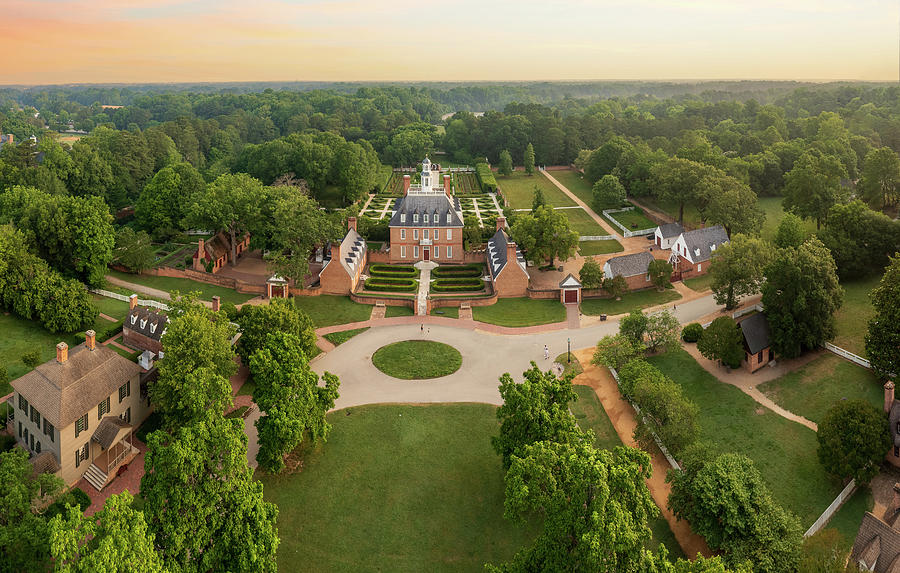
364, 278, 418, 292
370, 264, 416, 275
73, 319, 125, 344
433, 265, 483, 278
475, 163, 497, 193
370, 269, 417, 279
432, 278, 485, 292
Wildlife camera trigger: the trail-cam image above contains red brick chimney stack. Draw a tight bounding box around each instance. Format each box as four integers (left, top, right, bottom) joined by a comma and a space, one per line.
886, 381, 896, 414
56, 342, 68, 363
403, 175, 411, 195
348, 216, 357, 232
212, 296, 220, 312
496, 216, 507, 232
443, 174, 451, 198
129, 293, 138, 310
506, 241, 517, 263
331, 243, 341, 261
85, 330, 96, 351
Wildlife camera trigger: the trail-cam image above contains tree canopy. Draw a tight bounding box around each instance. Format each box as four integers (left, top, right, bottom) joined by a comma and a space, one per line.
866, 254, 900, 379
709, 234, 773, 310
817, 399, 891, 484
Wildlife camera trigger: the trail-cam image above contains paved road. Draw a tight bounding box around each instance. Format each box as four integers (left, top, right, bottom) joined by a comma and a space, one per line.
312, 292, 722, 410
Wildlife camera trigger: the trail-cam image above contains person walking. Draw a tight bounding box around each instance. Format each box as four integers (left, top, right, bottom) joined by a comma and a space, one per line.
544, 344, 550, 360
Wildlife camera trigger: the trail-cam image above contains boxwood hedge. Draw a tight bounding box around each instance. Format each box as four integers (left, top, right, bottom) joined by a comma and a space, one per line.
432, 265, 484, 278
475, 163, 497, 193
364, 278, 418, 292
431, 278, 485, 292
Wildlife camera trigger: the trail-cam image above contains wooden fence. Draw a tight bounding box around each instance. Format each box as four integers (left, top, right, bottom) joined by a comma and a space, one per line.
823, 342, 872, 370
601, 206, 656, 238
804, 479, 857, 537
91, 289, 170, 311
579, 234, 617, 241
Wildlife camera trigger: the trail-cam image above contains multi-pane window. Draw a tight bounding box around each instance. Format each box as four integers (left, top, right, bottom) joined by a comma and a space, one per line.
400, 229, 406, 240
424, 214, 429, 223
35, 441, 41, 454
424, 229, 429, 240
413, 229, 419, 240
44, 419, 54, 443
121, 407, 131, 424
447, 229, 452, 240
119, 381, 130, 403
434, 247, 440, 258
414, 246, 419, 258
400, 214, 406, 223
447, 246, 453, 258
98, 396, 110, 419
400, 246, 407, 258
75, 413, 88, 438
30, 405, 40, 426
446, 213, 451, 223
18, 395, 28, 412
434, 229, 439, 240
413, 214, 419, 223
75, 443, 89, 468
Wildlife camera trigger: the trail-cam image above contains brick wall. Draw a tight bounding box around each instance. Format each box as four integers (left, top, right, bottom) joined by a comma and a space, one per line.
122, 328, 162, 355
389, 227, 464, 264
494, 265, 529, 297
526, 288, 559, 300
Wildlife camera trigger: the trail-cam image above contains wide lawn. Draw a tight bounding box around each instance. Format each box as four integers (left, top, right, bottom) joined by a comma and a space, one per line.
682, 273, 714, 293
323, 327, 369, 346
472, 298, 566, 327
91, 293, 131, 318
603, 207, 657, 233
759, 197, 817, 243
833, 275, 881, 356
259, 404, 539, 572
372, 340, 462, 379
569, 384, 686, 560
550, 169, 594, 205
561, 208, 609, 236
757, 354, 882, 424
647, 349, 841, 526
106, 270, 254, 306
580, 289, 681, 316
385, 305, 415, 318
496, 171, 576, 209
431, 307, 459, 318
292, 295, 372, 328
578, 239, 624, 256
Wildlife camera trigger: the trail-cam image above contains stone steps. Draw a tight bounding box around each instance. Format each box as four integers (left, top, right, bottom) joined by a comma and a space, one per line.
83, 463, 108, 492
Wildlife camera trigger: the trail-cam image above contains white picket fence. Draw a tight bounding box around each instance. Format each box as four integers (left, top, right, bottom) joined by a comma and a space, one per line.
804, 479, 857, 537
184, 230, 212, 236
601, 206, 657, 238
579, 235, 617, 241
609, 367, 681, 471
91, 289, 170, 312
823, 342, 871, 370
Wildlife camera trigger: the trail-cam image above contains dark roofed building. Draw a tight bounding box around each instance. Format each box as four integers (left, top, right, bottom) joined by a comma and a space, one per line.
485, 218, 529, 297
122, 299, 168, 355
603, 251, 655, 279
192, 230, 251, 274
851, 484, 900, 572
320, 217, 368, 295
668, 225, 729, 278
737, 311, 773, 373
653, 222, 685, 249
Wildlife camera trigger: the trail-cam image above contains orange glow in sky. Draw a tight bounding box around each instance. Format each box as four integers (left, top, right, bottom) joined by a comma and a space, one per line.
0, 0, 897, 84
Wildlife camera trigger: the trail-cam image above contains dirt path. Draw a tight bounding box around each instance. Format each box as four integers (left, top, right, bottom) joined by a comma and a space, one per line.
571, 348, 712, 559
105, 274, 171, 300
628, 197, 676, 226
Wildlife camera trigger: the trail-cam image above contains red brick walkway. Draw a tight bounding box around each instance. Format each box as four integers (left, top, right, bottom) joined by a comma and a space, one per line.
78, 436, 147, 517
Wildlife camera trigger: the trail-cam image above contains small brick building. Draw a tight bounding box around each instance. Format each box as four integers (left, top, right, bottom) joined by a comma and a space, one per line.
737, 312, 773, 373
193, 230, 251, 274
602, 251, 655, 291
319, 217, 367, 295
486, 218, 529, 297
122, 295, 168, 356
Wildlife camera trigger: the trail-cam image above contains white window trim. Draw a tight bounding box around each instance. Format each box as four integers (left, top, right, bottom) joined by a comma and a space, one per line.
414, 229, 419, 240
698, 263, 702, 272
447, 246, 452, 258
401, 213, 406, 223
400, 246, 407, 258
424, 214, 429, 223
424, 229, 429, 240
434, 246, 440, 258
413, 214, 419, 223
447, 229, 452, 240
434, 229, 439, 240
400, 229, 406, 240
414, 246, 419, 258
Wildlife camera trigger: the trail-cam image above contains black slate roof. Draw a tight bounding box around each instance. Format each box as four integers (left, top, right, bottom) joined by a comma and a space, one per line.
126, 308, 168, 341
850, 511, 900, 573
656, 222, 684, 238
680, 225, 729, 263
604, 251, 654, 278
739, 312, 771, 354
486, 229, 525, 277
388, 195, 463, 227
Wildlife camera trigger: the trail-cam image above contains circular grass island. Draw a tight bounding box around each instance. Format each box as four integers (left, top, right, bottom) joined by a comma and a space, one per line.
372, 340, 462, 380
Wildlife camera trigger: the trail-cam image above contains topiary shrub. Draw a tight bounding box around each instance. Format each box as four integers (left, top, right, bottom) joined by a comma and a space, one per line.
681, 323, 704, 343
22, 350, 41, 368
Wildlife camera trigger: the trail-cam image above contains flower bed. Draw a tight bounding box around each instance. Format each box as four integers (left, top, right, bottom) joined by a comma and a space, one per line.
432, 264, 483, 278
364, 277, 418, 292
431, 278, 485, 292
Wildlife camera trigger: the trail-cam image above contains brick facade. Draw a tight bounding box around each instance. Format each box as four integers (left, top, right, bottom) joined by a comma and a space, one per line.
389, 226, 464, 264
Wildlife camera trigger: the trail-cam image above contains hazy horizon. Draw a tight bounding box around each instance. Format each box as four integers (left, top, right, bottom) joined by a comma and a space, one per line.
2, 0, 898, 84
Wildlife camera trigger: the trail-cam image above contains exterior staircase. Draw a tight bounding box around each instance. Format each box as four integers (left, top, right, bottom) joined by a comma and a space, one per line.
83, 464, 108, 491
414, 261, 437, 316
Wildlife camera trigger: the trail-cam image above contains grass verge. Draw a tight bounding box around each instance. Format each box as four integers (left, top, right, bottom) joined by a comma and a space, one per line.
580, 289, 681, 316
323, 328, 370, 346
578, 239, 624, 256
107, 270, 254, 305
472, 298, 566, 327
372, 340, 462, 379
496, 171, 576, 209
292, 296, 373, 328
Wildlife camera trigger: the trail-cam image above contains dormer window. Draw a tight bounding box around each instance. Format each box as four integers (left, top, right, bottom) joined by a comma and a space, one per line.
710, 244, 716, 252
413, 214, 419, 223
400, 213, 406, 223
150, 322, 157, 334
694, 248, 701, 257
424, 214, 429, 223
446, 213, 451, 223
130, 314, 137, 325
140, 318, 147, 329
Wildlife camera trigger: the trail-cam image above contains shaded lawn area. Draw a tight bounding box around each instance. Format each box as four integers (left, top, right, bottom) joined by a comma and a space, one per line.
569, 384, 686, 560
372, 340, 462, 380
106, 270, 255, 306
647, 349, 841, 526
92, 294, 130, 319
580, 289, 681, 316
385, 305, 415, 318
315, 184, 346, 209
683, 273, 714, 293
292, 295, 372, 328
236, 379, 255, 397
431, 307, 459, 318
578, 239, 624, 256
561, 208, 609, 236
260, 404, 540, 572
603, 207, 657, 233
759, 197, 817, 243
496, 171, 576, 209
825, 486, 874, 549
638, 197, 702, 228
472, 298, 566, 327
833, 275, 881, 356
109, 345, 140, 361
757, 354, 882, 424
550, 169, 594, 205
323, 327, 369, 346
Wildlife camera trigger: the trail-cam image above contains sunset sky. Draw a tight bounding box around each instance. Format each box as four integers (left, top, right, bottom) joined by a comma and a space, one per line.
1, 0, 897, 84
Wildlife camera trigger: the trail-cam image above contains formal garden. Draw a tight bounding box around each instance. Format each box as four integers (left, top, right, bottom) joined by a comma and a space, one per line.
372, 340, 463, 379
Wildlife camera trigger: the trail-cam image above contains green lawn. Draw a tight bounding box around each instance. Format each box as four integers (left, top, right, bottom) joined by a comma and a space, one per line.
372, 340, 462, 379
109, 345, 140, 361
496, 171, 576, 209
647, 349, 841, 526
580, 289, 681, 316
323, 327, 369, 346
91, 294, 131, 318
472, 298, 566, 327
833, 275, 880, 356
259, 404, 539, 572
757, 354, 882, 424
555, 353, 583, 379
603, 207, 657, 233
638, 197, 703, 228
569, 384, 685, 560
561, 208, 609, 236
825, 486, 874, 549
578, 239, 624, 256
431, 307, 459, 318
550, 169, 594, 205
236, 380, 255, 397
106, 270, 254, 306
292, 296, 373, 328
683, 274, 714, 293
759, 197, 817, 243
385, 305, 415, 318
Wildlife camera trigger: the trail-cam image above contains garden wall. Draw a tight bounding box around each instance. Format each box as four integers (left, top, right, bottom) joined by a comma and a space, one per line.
526, 287, 560, 300
133, 266, 267, 295
430, 291, 499, 310
350, 292, 415, 311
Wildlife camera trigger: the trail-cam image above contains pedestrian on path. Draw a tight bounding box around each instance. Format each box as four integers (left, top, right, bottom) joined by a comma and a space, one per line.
544, 345, 549, 360
421, 323, 424, 335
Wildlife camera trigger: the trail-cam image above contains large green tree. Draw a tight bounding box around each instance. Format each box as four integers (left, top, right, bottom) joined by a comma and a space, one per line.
492, 362, 581, 469
644, 310, 681, 353
141, 415, 279, 572
592, 174, 627, 212
249, 332, 341, 473
134, 162, 205, 238
651, 157, 717, 225
619, 309, 648, 347
817, 400, 891, 484
498, 149, 513, 176
113, 227, 155, 273
782, 152, 847, 229
761, 238, 843, 358
702, 175, 765, 236
631, 372, 699, 455
709, 234, 773, 310
866, 254, 900, 379
523, 142, 535, 175
858, 146, 900, 210
49, 492, 164, 573
235, 298, 316, 362
592, 334, 643, 371
818, 200, 900, 279
773, 212, 806, 249
697, 317, 744, 369
509, 205, 579, 266
191, 173, 263, 267
578, 257, 604, 289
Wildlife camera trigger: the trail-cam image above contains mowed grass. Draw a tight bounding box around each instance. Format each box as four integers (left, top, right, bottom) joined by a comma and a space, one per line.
647, 349, 841, 525
91, 294, 131, 319
757, 354, 882, 424
550, 169, 594, 205
580, 289, 681, 316
826, 486, 874, 549
260, 404, 539, 572
759, 197, 817, 243
496, 170, 576, 209
603, 207, 657, 232
385, 305, 415, 318
833, 275, 881, 356
473, 298, 566, 327
292, 295, 372, 327
106, 270, 254, 305
372, 340, 462, 379
323, 327, 369, 346
562, 208, 609, 236
578, 239, 624, 256
431, 307, 459, 318
683, 273, 714, 293
569, 384, 686, 560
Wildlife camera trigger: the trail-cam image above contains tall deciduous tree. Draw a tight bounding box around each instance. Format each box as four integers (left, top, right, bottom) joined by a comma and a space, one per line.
592, 174, 627, 212
818, 200, 900, 279
509, 206, 579, 266
498, 149, 513, 176
702, 175, 765, 236
585, 137, 633, 184
648, 259, 673, 290
631, 373, 699, 455
235, 298, 316, 362
619, 309, 648, 347
782, 152, 847, 229
709, 234, 773, 310
604, 274, 628, 301
135, 162, 205, 238
652, 157, 717, 225
249, 332, 341, 473
644, 310, 681, 353
523, 142, 535, 175
191, 173, 263, 267
697, 317, 744, 369
858, 146, 900, 210
761, 238, 843, 358
592, 334, 642, 370
578, 257, 604, 289
49, 492, 164, 573
141, 415, 279, 573
113, 227, 155, 273
492, 362, 582, 469
866, 255, 900, 379
773, 212, 806, 249
817, 400, 890, 484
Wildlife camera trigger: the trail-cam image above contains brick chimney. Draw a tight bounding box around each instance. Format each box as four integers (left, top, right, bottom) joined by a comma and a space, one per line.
331, 242, 341, 261
129, 293, 138, 310
85, 330, 96, 351
56, 342, 68, 363
507, 240, 518, 263
496, 216, 507, 232
403, 175, 411, 195
212, 296, 220, 312
348, 216, 357, 232
197, 238, 205, 259
443, 174, 451, 198
886, 381, 895, 414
